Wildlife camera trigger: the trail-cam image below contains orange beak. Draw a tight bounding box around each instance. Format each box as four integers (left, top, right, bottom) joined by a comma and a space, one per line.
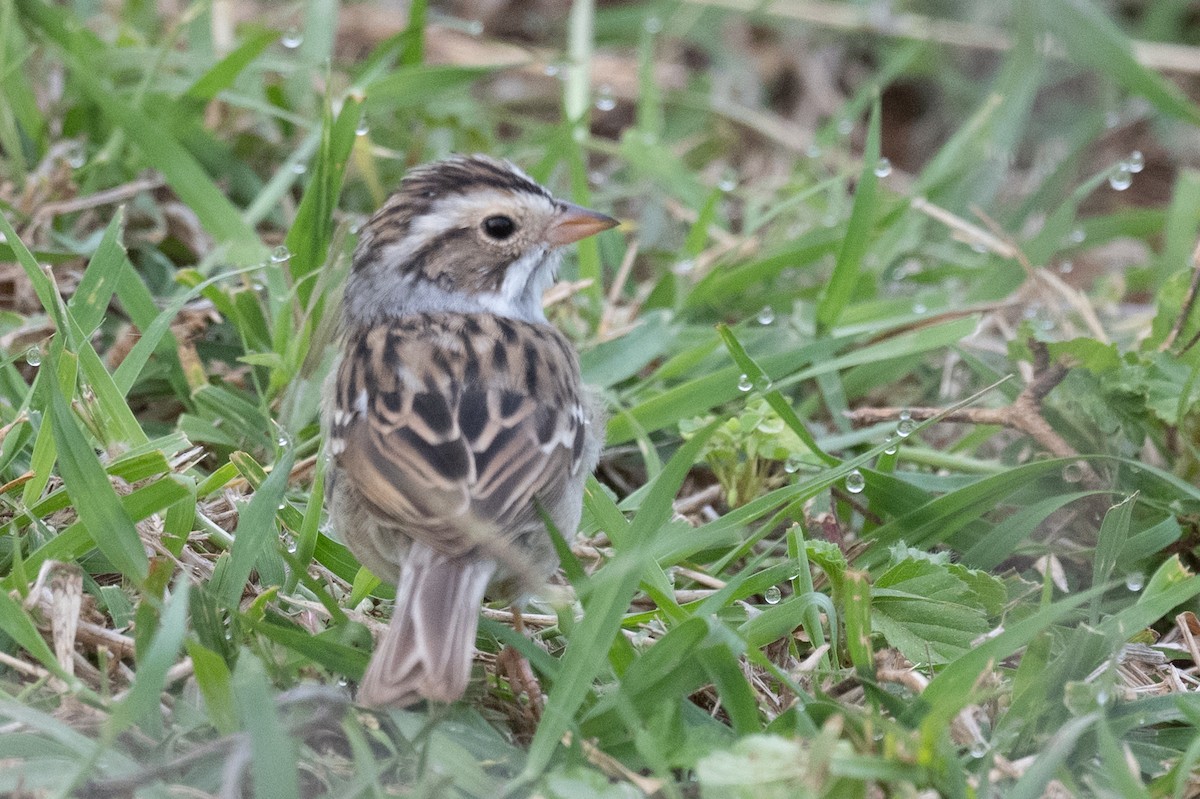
546, 202, 620, 246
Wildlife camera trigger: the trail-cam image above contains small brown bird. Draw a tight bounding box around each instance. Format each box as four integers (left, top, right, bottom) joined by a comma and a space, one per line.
324, 155, 617, 707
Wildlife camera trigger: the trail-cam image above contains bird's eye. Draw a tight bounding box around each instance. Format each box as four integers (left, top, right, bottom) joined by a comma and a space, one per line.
482, 215, 517, 240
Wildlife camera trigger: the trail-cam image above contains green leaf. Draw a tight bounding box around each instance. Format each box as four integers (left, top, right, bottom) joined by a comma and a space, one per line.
816, 97, 881, 332
108, 576, 190, 735
211, 448, 294, 608
521, 420, 721, 782
1040, 0, 1200, 126
233, 652, 300, 799
47, 364, 148, 584
872, 557, 991, 664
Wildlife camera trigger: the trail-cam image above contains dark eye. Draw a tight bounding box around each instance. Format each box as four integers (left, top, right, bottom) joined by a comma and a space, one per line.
482, 215, 517, 240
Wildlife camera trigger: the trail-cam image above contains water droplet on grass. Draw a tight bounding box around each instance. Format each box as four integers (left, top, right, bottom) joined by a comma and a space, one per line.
594, 85, 616, 112
737, 374, 753, 392
1062, 461, 1085, 483
845, 469, 865, 493
25, 347, 41, 367
355, 120, 370, 136
754, 374, 772, 392
1125, 571, 1144, 591
1109, 165, 1133, 191
784, 457, 801, 474
644, 16, 663, 33
1126, 150, 1144, 173
271, 245, 291, 263
896, 418, 915, 437
757, 306, 775, 325
764, 586, 781, 604
281, 28, 303, 48
873, 157, 892, 177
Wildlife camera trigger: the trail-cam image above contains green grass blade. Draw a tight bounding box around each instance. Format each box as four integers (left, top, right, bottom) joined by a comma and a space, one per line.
816, 97, 881, 332
47, 360, 148, 584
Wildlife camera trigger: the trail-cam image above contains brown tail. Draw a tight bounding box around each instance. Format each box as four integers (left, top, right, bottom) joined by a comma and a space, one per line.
357, 544, 495, 708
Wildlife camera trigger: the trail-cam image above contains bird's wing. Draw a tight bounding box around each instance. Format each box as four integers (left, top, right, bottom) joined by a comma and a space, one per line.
330, 313, 588, 559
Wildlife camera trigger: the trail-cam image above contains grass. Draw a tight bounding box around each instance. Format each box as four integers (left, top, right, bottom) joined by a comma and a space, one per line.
2, 0, 1200, 796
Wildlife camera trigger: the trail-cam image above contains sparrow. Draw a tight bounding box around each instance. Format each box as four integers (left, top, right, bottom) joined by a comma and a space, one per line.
324, 155, 617, 708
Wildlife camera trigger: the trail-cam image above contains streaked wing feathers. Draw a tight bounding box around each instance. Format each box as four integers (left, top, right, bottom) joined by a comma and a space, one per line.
331, 313, 585, 558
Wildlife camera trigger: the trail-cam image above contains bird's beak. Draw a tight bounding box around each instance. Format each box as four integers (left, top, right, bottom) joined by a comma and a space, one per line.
546, 202, 620, 246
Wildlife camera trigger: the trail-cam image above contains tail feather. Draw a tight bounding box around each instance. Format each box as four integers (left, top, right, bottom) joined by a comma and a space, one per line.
358, 544, 495, 708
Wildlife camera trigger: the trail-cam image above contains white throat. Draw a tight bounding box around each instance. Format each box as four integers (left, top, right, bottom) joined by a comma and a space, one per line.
342, 246, 560, 326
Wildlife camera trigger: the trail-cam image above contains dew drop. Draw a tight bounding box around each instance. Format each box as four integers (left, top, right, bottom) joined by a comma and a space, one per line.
283, 534, 297, 553
970, 240, 989, 254
1058, 260, 1074, 274
1096, 688, 1111, 706
1126, 150, 1144, 173
845, 469, 866, 493
736, 374, 753, 392
465, 19, 484, 36
836, 117, 854, 136
1104, 110, 1121, 129
873, 157, 892, 178
270, 245, 291, 263
898, 409, 912, 421
355, 119, 370, 137
1125, 571, 1144, 591
594, 85, 616, 112
1062, 461, 1085, 483
756, 306, 775, 325
896, 418, 915, 438
884, 438, 898, 455
754, 374, 773, 392
1070, 227, 1086, 244
784, 456, 801, 474
292, 162, 307, 175
969, 741, 988, 759
24, 347, 41, 367
1108, 165, 1133, 191
673, 258, 695, 275
643, 15, 663, 34
66, 144, 86, 169
718, 174, 737, 192
543, 63, 560, 77
805, 143, 822, 159
281, 28, 303, 48
763, 586, 782, 605
336, 676, 349, 687
911, 301, 927, 315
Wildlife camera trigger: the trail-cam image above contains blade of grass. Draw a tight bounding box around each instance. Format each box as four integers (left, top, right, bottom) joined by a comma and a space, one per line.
816, 97, 881, 332
46, 356, 148, 585
518, 419, 721, 784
